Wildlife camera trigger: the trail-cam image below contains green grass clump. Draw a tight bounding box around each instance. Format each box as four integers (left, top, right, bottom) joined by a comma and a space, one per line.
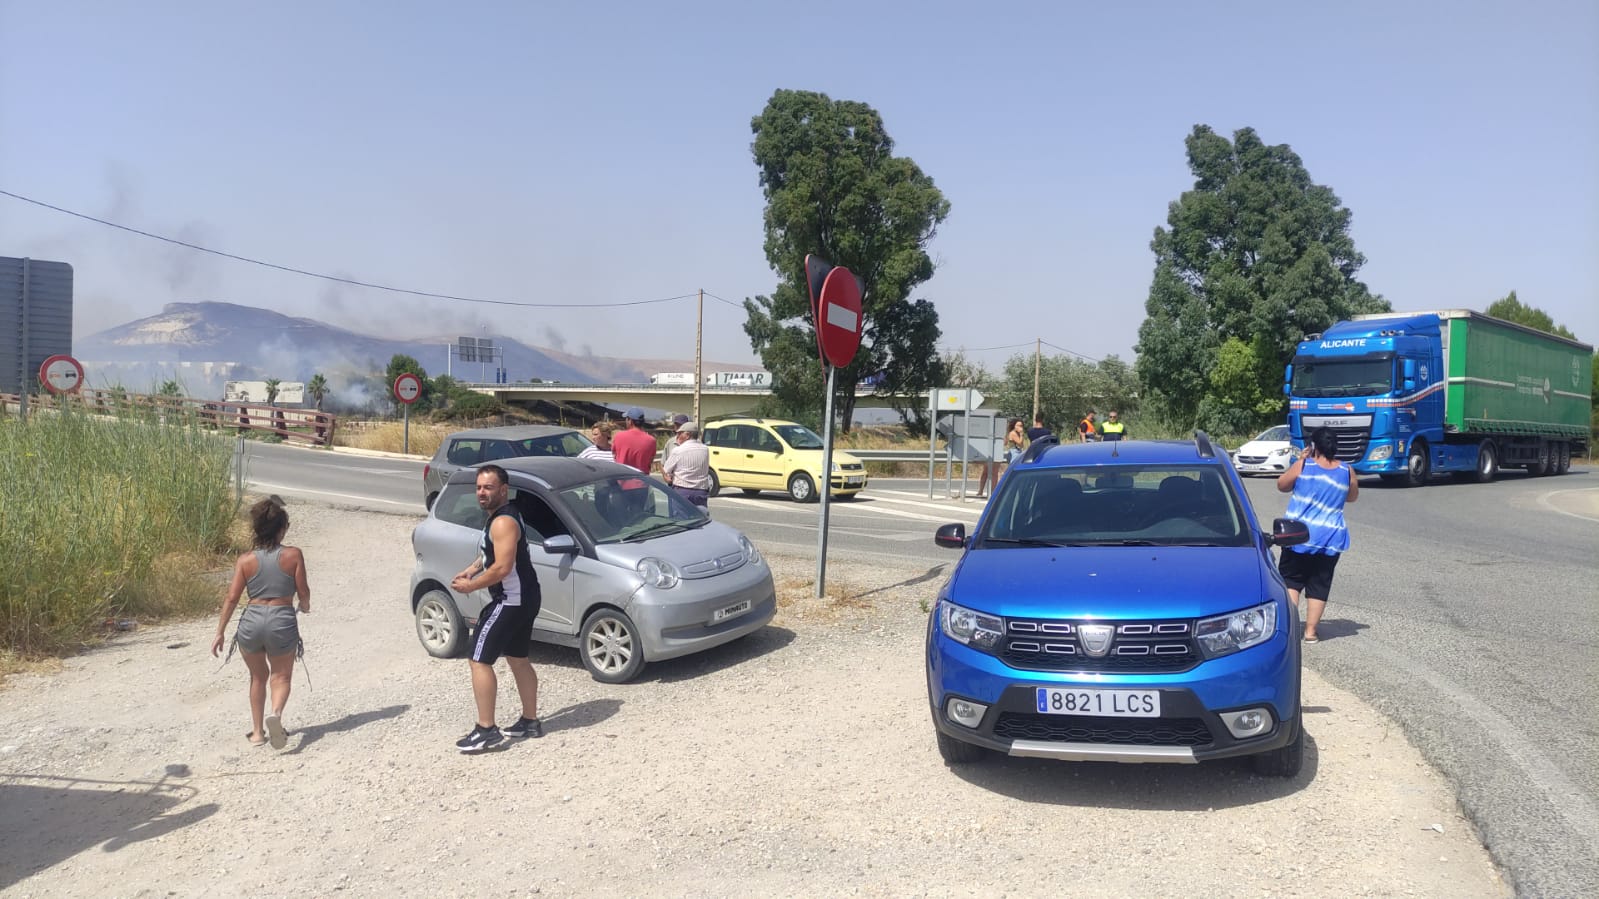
0, 403, 236, 655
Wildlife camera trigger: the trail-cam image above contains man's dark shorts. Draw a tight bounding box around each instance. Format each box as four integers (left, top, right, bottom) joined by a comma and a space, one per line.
469, 599, 537, 664
674, 486, 709, 508
1278, 549, 1341, 601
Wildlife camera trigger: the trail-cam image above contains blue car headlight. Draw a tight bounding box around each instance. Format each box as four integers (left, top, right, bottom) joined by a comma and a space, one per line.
1195, 601, 1277, 658
636, 557, 680, 589
940, 600, 1004, 651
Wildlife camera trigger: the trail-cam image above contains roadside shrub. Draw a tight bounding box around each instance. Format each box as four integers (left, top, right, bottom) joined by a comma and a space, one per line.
0, 405, 235, 655
447, 393, 507, 420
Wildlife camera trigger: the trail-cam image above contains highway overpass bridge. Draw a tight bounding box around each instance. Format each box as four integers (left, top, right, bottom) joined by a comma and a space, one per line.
466, 382, 918, 419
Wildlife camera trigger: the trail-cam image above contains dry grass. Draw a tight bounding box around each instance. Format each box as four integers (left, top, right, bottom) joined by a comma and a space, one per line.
334, 421, 452, 456
771, 572, 877, 626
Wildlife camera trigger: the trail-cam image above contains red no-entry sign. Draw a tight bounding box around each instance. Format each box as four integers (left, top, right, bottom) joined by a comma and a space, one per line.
816, 266, 862, 368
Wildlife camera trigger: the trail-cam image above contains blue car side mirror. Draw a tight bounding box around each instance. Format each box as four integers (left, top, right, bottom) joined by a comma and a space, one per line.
934, 523, 967, 549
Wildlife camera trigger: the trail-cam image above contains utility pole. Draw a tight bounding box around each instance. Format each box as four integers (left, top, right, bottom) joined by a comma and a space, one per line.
693, 288, 704, 425
1031, 337, 1041, 424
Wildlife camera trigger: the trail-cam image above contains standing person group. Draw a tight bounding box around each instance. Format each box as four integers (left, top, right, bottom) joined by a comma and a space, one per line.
1275, 426, 1357, 643
975, 418, 1033, 499
211, 496, 311, 750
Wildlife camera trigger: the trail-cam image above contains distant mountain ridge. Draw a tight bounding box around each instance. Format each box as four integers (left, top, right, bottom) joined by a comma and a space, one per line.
77, 302, 759, 393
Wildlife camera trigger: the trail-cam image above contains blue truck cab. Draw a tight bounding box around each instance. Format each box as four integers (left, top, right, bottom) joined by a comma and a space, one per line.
926, 434, 1311, 776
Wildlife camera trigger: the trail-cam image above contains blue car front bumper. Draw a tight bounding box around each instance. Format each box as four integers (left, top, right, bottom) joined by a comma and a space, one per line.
926, 626, 1300, 763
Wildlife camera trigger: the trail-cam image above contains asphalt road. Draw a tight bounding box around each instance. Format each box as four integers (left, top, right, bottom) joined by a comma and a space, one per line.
242, 441, 1598, 895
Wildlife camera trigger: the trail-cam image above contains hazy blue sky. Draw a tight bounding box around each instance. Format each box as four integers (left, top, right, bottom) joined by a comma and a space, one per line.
3, 0, 1595, 374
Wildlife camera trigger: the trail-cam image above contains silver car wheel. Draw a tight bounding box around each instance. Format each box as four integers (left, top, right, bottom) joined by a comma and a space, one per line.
580, 611, 644, 683
415, 588, 466, 658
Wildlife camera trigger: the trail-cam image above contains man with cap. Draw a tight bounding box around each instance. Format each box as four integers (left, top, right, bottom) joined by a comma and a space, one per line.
661, 414, 691, 469
611, 407, 660, 474
662, 420, 712, 510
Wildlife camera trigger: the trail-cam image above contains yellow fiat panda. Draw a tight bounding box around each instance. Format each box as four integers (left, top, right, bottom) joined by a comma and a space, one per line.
700, 417, 868, 502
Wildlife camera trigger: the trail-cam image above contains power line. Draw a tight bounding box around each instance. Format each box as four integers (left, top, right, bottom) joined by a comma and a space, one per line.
0, 188, 701, 310
1041, 340, 1102, 363
701, 290, 748, 310
940, 341, 1038, 353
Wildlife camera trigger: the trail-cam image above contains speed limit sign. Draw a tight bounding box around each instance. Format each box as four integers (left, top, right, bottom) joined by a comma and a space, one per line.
393, 372, 422, 404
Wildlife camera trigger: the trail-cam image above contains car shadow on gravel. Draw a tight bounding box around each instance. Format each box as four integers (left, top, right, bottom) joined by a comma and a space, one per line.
0, 772, 217, 889
282, 704, 410, 755
523, 626, 797, 683
949, 732, 1321, 810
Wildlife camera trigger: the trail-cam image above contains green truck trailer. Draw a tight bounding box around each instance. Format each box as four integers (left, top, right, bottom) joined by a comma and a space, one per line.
1286, 309, 1592, 485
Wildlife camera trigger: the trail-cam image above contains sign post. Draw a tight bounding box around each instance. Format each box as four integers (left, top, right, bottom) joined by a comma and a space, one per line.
807, 258, 864, 599
393, 373, 422, 453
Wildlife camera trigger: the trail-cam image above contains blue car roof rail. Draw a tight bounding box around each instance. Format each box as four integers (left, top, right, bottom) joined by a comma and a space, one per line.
1019, 433, 1058, 463
1193, 430, 1217, 458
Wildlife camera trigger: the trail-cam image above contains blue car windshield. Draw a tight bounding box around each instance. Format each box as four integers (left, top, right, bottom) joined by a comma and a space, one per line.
559, 475, 708, 544
982, 466, 1250, 547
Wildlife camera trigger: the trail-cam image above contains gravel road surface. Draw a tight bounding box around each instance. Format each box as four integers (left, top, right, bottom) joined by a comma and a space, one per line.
0, 501, 1507, 897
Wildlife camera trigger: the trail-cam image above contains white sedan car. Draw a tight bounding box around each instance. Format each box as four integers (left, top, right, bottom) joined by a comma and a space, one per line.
1231, 425, 1295, 476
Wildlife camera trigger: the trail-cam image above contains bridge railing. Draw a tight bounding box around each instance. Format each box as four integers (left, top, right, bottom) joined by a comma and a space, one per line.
1, 390, 339, 447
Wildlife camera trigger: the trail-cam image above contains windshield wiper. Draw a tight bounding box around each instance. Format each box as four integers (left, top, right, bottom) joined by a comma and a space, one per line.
985, 537, 1074, 548
622, 521, 692, 542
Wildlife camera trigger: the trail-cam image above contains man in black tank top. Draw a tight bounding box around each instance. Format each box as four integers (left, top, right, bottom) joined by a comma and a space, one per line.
449, 465, 544, 753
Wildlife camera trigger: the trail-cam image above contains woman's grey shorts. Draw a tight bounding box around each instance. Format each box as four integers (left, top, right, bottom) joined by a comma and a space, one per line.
236, 605, 300, 656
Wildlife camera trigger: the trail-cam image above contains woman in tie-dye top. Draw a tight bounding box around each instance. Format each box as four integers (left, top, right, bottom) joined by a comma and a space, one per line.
1275, 426, 1359, 644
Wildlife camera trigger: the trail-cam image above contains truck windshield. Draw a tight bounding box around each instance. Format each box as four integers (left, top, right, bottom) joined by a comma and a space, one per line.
1291, 356, 1395, 397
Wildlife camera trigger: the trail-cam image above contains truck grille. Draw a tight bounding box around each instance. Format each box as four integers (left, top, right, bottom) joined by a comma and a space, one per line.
1000, 618, 1198, 673
994, 713, 1214, 746
1328, 428, 1369, 464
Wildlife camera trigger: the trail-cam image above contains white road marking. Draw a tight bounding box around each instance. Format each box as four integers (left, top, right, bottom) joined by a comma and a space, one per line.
250, 480, 419, 509
1535, 487, 1599, 524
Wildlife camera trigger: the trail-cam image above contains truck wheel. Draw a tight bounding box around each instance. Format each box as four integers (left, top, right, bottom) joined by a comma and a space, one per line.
1527, 444, 1550, 477
1472, 441, 1498, 483
1550, 442, 1568, 475
1557, 444, 1572, 474
1403, 441, 1430, 487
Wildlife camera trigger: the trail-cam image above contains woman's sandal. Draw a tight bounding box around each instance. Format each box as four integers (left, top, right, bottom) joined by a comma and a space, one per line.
247, 732, 268, 747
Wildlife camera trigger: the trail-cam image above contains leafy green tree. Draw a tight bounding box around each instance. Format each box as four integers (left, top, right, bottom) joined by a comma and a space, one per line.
1487, 291, 1578, 339
384, 354, 429, 413
307, 374, 329, 411
157, 380, 183, 397
990, 353, 1139, 436
264, 378, 281, 406
1136, 125, 1389, 431
743, 89, 952, 433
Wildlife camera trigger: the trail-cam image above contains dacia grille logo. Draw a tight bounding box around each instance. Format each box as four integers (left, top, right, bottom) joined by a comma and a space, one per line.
1078, 624, 1115, 658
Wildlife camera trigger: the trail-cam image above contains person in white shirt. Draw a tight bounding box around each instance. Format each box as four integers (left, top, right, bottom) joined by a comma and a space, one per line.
578, 421, 616, 463
662, 421, 712, 510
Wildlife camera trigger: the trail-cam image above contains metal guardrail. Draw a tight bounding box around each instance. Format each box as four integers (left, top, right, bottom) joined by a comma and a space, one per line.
847, 449, 949, 463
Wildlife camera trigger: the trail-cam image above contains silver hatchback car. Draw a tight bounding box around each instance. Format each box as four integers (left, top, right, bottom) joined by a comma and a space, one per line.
409, 457, 776, 683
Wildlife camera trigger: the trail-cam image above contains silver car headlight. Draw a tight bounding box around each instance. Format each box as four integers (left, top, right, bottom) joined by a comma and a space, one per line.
1195, 602, 1277, 658
939, 600, 1004, 651
636, 557, 680, 589
1269, 446, 1293, 456
739, 534, 763, 566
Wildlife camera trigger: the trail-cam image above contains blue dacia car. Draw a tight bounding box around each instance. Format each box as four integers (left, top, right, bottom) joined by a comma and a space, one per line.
926, 433, 1310, 776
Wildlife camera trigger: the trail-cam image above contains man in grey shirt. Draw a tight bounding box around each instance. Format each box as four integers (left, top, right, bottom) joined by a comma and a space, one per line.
662, 420, 712, 510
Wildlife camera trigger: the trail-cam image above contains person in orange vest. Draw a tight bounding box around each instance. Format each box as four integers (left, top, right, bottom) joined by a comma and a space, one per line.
1077, 410, 1099, 443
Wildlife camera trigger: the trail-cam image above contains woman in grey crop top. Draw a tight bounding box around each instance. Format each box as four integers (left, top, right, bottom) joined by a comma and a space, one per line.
211, 496, 312, 749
